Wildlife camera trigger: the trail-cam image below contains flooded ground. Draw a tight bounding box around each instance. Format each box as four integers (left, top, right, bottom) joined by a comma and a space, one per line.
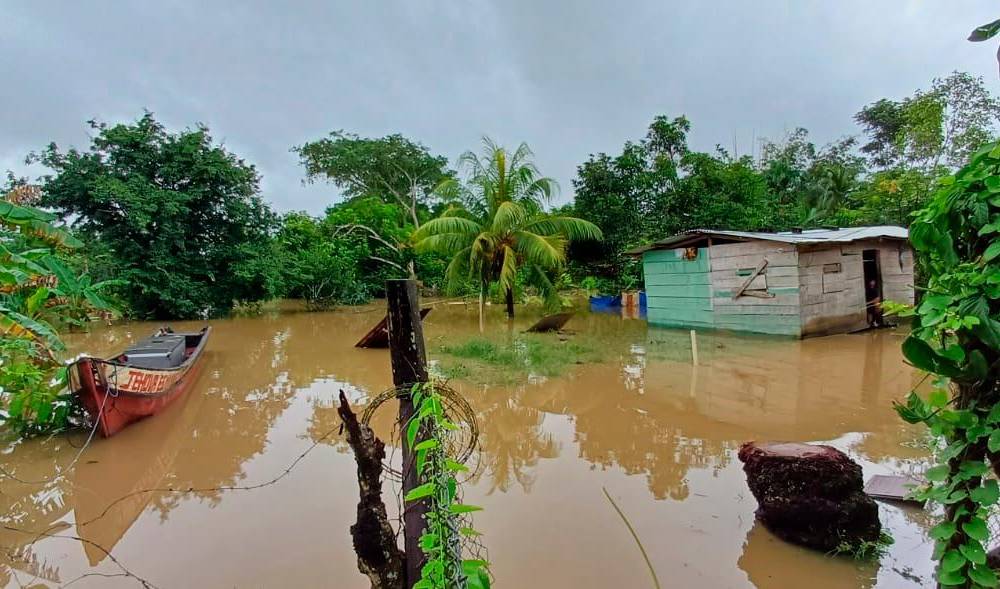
1, 302, 933, 588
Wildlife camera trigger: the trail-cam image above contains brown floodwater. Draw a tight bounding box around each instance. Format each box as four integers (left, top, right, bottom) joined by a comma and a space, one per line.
1, 302, 934, 588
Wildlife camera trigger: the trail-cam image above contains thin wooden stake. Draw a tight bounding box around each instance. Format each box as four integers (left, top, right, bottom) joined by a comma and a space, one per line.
690, 329, 699, 366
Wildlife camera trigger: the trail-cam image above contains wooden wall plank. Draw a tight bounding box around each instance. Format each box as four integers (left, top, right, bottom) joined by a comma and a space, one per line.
645, 272, 712, 286
711, 252, 798, 271
710, 241, 796, 259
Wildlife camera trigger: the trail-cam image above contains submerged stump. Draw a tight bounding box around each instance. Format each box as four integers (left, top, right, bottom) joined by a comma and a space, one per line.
738, 441, 881, 552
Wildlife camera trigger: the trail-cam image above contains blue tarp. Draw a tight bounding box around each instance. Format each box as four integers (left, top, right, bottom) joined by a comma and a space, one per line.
588, 295, 621, 309
588, 292, 646, 313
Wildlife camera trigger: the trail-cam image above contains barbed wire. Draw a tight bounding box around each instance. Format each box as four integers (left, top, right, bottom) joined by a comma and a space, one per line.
360, 383, 479, 483
2, 525, 158, 589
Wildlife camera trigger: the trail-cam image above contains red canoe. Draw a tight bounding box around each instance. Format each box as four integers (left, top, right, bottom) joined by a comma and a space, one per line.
70, 327, 211, 437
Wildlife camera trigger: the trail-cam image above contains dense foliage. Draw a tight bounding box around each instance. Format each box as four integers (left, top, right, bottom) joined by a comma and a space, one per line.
0, 186, 115, 436
890, 142, 1000, 588
35, 114, 281, 319
275, 196, 454, 308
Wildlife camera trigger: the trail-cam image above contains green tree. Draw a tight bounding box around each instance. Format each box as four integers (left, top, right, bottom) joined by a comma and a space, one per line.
571, 149, 646, 278
275, 212, 368, 309
571, 116, 690, 280
856, 72, 1000, 172
413, 138, 601, 327
672, 149, 796, 231
830, 168, 936, 227
295, 131, 453, 228
34, 114, 280, 318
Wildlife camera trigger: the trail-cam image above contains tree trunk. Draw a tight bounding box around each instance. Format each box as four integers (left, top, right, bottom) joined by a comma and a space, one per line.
478, 282, 486, 333
337, 391, 405, 588
385, 280, 430, 589
505, 287, 515, 318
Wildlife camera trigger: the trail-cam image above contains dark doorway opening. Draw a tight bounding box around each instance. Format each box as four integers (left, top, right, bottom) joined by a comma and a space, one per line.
862, 249, 883, 327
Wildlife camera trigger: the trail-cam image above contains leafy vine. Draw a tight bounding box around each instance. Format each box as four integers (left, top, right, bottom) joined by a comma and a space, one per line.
889, 140, 1000, 587
403, 381, 491, 589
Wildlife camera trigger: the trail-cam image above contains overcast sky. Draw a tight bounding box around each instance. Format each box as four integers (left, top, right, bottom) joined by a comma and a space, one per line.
2, 1, 997, 214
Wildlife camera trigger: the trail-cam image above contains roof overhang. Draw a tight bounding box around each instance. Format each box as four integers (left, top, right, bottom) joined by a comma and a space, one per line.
626, 226, 910, 256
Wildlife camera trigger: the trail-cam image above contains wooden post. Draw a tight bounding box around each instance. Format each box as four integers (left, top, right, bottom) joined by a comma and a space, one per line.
385, 279, 429, 588
690, 329, 699, 366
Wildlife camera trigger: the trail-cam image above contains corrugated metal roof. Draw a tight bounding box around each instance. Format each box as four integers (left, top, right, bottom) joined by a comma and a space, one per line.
628, 225, 909, 254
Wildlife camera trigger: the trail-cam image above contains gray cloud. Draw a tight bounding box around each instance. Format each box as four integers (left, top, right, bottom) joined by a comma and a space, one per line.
2, 1, 996, 214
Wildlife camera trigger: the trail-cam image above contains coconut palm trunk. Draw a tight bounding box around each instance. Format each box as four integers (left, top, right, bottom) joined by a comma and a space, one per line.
505, 287, 515, 317
479, 281, 487, 333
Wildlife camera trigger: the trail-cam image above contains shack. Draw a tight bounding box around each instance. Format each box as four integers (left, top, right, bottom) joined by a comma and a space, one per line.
629, 226, 913, 337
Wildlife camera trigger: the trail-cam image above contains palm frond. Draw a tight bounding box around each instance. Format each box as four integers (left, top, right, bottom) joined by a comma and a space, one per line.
497, 245, 519, 294
523, 216, 603, 241
412, 215, 482, 242
414, 233, 474, 255
509, 142, 535, 171
512, 230, 565, 268
526, 264, 561, 311
491, 201, 528, 234
442, 247, 473, 294
469, 231, 497, 262
523, 177, 558, 204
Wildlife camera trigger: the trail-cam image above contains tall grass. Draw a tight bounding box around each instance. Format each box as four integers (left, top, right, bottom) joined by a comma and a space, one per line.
436, 334, 601, 383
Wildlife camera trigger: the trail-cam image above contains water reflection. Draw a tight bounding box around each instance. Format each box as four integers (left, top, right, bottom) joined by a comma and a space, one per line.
469, 388, 559, 494
739, 521, 878, 589
0, 303, 932, 588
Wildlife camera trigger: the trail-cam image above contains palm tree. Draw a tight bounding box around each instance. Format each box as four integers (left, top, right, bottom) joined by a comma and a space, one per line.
412, 138, 601, 329
802, 163, 856, 223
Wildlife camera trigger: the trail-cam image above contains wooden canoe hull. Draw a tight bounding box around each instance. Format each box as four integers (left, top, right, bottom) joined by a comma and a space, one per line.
72, 327, 210, 438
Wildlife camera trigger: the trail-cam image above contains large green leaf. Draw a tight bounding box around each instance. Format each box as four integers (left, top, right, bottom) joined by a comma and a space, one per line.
0, 201, 56, 225
43, 257, 79, 291
970, 18, 1000, 42
0, 306, 65, 352
970, 564, 999, 587
963, 517, 990, 543
958, 296, 1000, 350
902, 335, 962, 378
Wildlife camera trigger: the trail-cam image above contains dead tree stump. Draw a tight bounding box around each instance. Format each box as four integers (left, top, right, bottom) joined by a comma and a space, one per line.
738, 441, 881, 552
337, 391, 405, 588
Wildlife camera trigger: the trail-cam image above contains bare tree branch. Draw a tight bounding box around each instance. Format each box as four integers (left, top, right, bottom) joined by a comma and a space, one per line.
333, 224, 403, 254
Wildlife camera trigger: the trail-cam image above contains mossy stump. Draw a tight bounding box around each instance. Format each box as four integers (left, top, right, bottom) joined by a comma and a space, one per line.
738, 441, 881, 552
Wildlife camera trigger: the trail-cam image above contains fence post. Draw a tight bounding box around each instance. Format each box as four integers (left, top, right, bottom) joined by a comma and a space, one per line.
385, 279, 429, 588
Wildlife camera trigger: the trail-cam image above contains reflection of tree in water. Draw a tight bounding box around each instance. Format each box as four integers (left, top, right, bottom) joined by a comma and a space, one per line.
1, 545, 62, 587
145, 325, 299, 517
469, 388, 560, 494
0, 437, 76, 585
738, 521, 878, 589
308, 383, 562, 495
572, 396, 733, 501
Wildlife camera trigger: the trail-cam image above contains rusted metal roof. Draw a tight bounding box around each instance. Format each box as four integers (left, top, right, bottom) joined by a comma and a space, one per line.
627, 225, 909, 254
